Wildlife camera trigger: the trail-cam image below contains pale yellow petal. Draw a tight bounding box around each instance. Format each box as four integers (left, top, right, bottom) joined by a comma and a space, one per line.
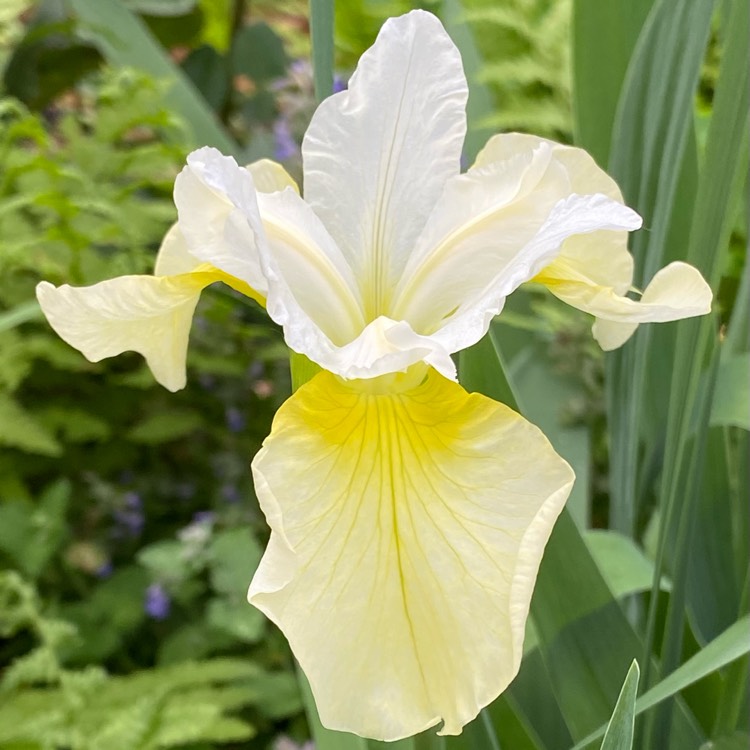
246, 158, 300, 194
391, 138, 640, 360
249, 369, 574, 740
591, 319, 639, 351
479, 134, 635, 298
36, 273, 217, 392
474, 132, 622, 200
154, 223, 203, 277
480, 137, 713, 346
540, 261, 712, 350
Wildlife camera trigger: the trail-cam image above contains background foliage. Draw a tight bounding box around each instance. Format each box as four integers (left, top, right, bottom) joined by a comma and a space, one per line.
0, 0, 747, 749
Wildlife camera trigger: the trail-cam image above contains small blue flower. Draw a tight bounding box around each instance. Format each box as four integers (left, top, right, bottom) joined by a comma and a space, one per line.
273, 117, 298, 161
198, 373, 216, 390
123, 491, 142, 510
144, 583, 171, 620
248, 360, 264, 380
95, 560, 114, 578
225, 406, 246, 433
220, 484, 240, 503
193, 510, 216, 525
113, 491, 144, 537
332, 75, 347, 93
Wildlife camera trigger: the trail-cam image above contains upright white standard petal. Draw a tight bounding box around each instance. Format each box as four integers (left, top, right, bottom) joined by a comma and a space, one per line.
302, 10, 468, 319
255, 188, 365, 347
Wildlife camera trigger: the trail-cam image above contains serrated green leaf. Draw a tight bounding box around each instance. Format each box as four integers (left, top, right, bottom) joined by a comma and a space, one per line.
137, 541, 187, 580
37, 405, 111, 442
206, 597, 265, 643
208, 528, 263, 595
68, 0, 240, 155
0, 481, 69, 578
0, 393, 62, 456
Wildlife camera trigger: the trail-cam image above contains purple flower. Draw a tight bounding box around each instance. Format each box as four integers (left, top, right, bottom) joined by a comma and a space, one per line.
144, 583, 171, 620
225, 406, 246, 433
123, 491, 142, 510
95, 560, 114, 578
113, 508, 144, 537
193, 510, 216, 525
198, 373, 216, 390
113, 492, 144, 536
332, 75, 347, 93
248, 360, 264, 380
221, 484, 240, 503
273, 117, 298, 161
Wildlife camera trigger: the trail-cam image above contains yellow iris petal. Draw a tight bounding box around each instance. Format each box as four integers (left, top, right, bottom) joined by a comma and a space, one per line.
536, 259, 712, 350
249, 368, 574, 740
36, 226, 265, 391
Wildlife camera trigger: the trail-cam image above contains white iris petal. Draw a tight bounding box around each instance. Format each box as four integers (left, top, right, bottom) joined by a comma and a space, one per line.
173, 13, 643, 381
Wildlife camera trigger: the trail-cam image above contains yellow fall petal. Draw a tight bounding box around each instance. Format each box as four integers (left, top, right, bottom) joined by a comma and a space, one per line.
538, 260, 712, 350
36, 273, 207, 392
249, 368, 574, 740
36, 225, 264, 391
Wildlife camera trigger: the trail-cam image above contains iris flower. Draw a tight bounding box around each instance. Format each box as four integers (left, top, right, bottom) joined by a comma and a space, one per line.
36, 10, 711, 741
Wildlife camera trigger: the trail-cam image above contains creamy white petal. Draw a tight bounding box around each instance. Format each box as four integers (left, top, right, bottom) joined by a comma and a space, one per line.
153, 223, 202, 277
580, 262, 712, 350
312, 316, 457, 381
392, 137, 641, 355
249, 369, 574, 740
246, 158, 300, 194
302, 10, 468, 318
256, 188, 365, 347
474, 133, 622, 199
174, 147, 268, 294
393, 142, 568, 330
591, 319, 639, 350
478, 134, 635, 298
35, 273, 213, 392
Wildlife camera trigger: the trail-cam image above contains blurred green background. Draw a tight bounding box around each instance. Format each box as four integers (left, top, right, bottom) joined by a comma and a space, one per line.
0, 1, 747, 749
